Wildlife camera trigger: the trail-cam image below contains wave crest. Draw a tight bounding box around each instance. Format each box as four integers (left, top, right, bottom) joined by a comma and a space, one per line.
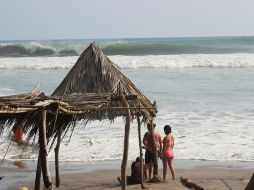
1, 54, 254, 70
1, 36, 254, 57
0, 43, 78, 57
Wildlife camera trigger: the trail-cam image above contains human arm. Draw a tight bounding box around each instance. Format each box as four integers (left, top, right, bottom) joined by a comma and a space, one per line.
172, 135, 175, 149
160, 137, 166, 158
142, 132, 148, 149
159, 134, 162, 157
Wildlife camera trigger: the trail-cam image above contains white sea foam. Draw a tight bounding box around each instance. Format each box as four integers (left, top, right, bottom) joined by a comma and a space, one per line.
0, 57, 78, 70
1, 58, 254, 162
111, 54, 254, 68
1, 109, 254, 162
1, 54, 254, 70
0, 87, 15, 96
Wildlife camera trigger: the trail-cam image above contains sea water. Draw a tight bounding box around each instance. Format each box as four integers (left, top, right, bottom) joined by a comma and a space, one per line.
1, 37, 254, 162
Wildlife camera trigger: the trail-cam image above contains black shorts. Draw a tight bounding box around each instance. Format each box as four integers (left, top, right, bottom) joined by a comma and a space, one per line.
145, 150, 159, 165
145, 150, 153, 164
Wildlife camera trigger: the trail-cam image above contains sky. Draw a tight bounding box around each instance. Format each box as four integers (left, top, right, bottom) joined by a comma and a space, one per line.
0, 0, 254, 40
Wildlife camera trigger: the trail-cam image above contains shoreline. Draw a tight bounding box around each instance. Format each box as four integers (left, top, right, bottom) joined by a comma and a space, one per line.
1, 159, 253, 190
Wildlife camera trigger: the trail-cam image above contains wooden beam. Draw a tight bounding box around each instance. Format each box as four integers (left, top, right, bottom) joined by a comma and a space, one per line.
246, 172, 254, 190
110, 95, 137, 101
54, 127, 61, 187
39, 109, 52, 188
137, 116, 146, 189
57, 106, 156, 115
34, 154, 41, 190
120, 94, 131, 190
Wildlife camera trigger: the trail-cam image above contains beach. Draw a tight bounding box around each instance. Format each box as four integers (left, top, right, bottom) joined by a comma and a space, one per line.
1, 37, 254, 189
1, 159, 253, 190
1, 0, 254, 187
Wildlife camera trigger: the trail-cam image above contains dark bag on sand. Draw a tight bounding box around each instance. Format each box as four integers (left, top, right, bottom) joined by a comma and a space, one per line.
180, 177, 204, 190
148, 175, 163, 183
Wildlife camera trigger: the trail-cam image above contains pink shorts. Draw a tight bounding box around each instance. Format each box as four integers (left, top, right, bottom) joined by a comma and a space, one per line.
164, 150, 174, 158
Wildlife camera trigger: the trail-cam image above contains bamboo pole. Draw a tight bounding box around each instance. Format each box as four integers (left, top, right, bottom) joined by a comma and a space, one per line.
54, 127, 61, 187
147, 119, 159, 177
137, 116, 146, 189
53, 104, 61, 188
246, 172, 254, 190
120, 94, 131, 190
34, 154, 41, 190
39, 109, 52, 188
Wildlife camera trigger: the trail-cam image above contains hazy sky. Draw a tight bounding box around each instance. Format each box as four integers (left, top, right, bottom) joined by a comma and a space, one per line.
0, 0, 254, 40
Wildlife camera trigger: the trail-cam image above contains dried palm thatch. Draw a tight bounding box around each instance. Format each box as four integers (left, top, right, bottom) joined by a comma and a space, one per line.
0, 92, 152, 142
0, 92, 45, 137
53, 43, 157, 123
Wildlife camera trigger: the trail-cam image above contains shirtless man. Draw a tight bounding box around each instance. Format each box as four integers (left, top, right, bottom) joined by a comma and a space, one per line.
143, 123, 162, 179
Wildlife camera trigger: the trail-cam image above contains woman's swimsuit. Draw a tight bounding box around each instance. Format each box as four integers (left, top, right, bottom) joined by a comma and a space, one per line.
164, 149, 174, 158
163, 136, 174, 158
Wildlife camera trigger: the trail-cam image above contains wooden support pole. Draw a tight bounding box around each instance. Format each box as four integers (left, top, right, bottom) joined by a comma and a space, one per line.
34, 154, 41, 190
137, 116, 146, 189
39, 109, 52, 188
120, 94, 131, 190
147, 119, 159, 177
246, 172, 254, 190
54, 127, 61, 187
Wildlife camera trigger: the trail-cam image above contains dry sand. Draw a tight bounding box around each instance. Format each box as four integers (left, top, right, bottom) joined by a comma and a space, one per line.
1, 159, 253, 190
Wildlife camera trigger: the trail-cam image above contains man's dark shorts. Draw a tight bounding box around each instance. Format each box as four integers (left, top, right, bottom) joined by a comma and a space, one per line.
145, 150, 153, 164
145, 150, 160, 165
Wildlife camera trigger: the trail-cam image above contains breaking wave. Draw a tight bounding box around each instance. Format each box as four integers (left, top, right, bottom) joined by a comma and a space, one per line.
1, 36, 254, 57
0, 42, 78, 57
1, 54, 254, 70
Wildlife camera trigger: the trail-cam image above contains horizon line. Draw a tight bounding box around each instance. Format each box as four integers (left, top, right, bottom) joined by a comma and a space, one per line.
0, 35, 254, 42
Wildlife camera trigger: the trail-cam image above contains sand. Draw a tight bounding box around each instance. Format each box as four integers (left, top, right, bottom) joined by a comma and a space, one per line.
1, 159, 253, 190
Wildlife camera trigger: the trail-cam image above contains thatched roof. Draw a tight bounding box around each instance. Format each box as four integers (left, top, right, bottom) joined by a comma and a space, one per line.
0, 91, 154, 144
53, 43, 156, 123
0, 92, 113, 142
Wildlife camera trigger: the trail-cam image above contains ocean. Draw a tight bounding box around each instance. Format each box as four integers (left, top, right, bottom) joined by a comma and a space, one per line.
1, 36, 254, 162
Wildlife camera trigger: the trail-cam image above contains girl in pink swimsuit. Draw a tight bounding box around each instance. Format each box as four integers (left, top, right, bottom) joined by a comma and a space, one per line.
161, 125, 175, 180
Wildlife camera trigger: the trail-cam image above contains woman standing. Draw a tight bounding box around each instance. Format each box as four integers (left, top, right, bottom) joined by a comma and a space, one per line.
161, 125, 175, 180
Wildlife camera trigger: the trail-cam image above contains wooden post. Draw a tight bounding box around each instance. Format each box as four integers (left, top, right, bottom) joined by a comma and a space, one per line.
54, 127, 61, 187
137, 116, 146, 189
147, 119, 159, 177
34, 154, 41, 190
246, 172, 254, 190
39, 109, 52, 188
120, 94, 131, 190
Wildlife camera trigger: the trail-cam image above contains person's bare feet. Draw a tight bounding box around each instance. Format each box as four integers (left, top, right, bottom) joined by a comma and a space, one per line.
117, 177, 122, 184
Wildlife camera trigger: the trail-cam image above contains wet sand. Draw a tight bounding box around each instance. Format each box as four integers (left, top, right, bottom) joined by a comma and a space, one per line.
1, 159, 253, 190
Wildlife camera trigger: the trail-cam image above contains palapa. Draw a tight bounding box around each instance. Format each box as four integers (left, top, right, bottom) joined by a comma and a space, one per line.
52, 43, 158, 189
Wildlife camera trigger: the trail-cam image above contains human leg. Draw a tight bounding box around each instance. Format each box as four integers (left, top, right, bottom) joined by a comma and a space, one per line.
147, 162, 152, 180
162, 158, 167, 180
168, 158, 175, 180
145, 150, 153, 180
